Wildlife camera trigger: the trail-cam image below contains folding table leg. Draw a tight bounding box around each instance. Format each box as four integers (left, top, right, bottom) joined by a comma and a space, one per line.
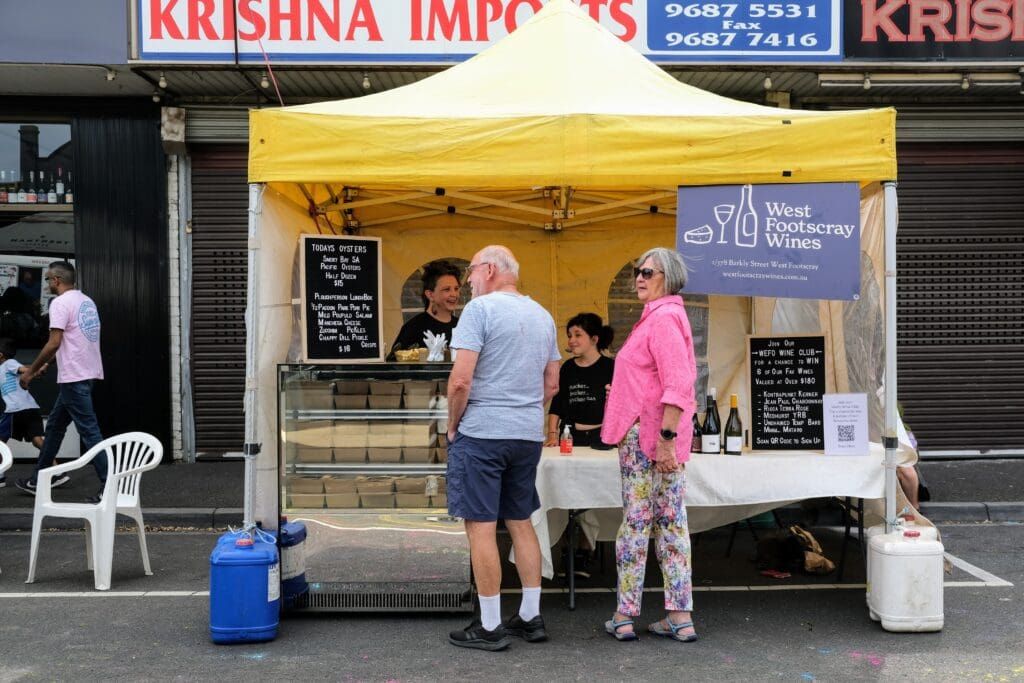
836, 496, 859, 581
567, 509, 578, 611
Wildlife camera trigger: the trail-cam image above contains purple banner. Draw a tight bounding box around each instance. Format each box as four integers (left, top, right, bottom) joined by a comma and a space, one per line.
676, 182, 861, 300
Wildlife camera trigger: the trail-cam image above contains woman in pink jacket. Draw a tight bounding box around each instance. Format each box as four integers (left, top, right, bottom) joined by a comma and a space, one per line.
600, 247, 698, 643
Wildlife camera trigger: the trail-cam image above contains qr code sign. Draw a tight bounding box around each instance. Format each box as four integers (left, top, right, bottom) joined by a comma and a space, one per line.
837, 424, 855, 443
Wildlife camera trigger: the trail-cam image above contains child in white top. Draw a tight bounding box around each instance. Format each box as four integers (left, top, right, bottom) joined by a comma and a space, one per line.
0, 337, 63, 490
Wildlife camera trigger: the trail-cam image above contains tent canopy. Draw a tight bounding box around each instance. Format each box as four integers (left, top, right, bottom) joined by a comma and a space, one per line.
245, 0, 905, 530
249, 0, 896, 190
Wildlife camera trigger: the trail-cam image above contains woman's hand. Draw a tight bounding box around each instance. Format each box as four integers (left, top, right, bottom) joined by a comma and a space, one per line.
544, 433, 558, 447
655, 437, 680, 474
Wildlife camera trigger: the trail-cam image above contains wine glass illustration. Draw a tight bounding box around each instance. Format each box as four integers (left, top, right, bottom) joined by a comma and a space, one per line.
714, 204, 735, 244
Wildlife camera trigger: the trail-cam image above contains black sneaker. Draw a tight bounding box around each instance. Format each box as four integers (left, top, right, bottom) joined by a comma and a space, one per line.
503, 614, 548, 643
15, 478, 36, 495
52, 473, 71, 488
86, 490, 103, 505
0, 476, 6, 488
448, 619, 511, 651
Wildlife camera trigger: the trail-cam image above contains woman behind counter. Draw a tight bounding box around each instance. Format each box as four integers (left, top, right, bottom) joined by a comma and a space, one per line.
387, 260, 462, 361
600, 247, 699, 643
544, 313, 615, 448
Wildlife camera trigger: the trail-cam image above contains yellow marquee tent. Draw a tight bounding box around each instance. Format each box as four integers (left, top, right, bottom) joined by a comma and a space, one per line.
244, 0, 903, 530
249, 0, 895, 189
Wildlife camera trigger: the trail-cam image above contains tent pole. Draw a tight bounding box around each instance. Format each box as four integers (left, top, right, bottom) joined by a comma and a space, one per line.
883, 180, 899, 533
242, 182, 264, 532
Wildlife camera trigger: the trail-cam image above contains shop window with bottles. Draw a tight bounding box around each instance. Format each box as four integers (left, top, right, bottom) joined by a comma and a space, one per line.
0, 121, 74, 360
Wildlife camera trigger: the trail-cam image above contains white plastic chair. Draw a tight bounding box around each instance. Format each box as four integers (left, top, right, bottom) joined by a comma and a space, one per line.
0, 441, 12, 575
26, 432, 163, 590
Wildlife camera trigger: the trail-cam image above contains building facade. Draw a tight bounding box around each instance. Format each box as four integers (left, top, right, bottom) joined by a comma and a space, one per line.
3, 0, 1021, 457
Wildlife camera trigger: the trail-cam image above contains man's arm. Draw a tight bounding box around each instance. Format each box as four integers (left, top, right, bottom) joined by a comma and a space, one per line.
543, 360, 560, 404
446, 349, 479, 441
20, 329, 62, 387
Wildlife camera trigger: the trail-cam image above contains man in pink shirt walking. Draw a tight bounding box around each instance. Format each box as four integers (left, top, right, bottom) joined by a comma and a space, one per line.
15, 261, 106, 500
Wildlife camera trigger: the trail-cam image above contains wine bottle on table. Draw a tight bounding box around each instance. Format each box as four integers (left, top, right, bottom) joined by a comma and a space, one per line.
0, 171, 7, 203
701, 387, 721, 454
37, 171, 48, 204
17, 173, 27, 203
55, 166, 65, 202
691, 413, 702, 453
725, 394, 743, 455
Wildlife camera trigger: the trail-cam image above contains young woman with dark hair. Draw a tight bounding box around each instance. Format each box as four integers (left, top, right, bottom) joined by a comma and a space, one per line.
544, 312, 615, 448
387, 260, 462, 360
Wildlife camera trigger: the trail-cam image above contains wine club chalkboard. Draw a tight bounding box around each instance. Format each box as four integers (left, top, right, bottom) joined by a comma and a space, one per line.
748, 335, 826, 450
300, 234, 383, 362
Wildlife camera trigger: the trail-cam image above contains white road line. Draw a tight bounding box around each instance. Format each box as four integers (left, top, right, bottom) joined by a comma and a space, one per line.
0, 553, 1010, 599
944, 552, 1014, 587
0, 591, 209, 598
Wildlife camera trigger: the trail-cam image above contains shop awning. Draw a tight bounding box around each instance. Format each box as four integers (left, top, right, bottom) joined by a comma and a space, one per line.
249, 0, 896, 190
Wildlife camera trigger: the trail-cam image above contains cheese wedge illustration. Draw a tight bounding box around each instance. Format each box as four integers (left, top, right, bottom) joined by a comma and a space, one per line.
683, 224, 714, 245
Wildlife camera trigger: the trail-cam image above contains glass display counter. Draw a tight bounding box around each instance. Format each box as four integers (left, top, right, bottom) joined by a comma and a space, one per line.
278, 363, 471, 612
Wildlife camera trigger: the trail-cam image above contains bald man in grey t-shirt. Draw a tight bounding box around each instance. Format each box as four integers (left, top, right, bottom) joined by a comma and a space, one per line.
445, 245, 560, 652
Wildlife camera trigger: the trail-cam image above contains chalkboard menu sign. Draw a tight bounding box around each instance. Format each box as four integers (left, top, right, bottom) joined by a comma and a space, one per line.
748, 335, 826, 450
300, 235, 383, 362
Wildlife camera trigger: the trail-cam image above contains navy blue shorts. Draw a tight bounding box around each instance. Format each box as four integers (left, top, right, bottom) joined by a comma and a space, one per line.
446, 432, 543, 522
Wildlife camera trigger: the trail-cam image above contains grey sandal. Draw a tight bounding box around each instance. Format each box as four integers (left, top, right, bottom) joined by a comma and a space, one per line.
604, 617, 638, 641
648, 619, 698, 642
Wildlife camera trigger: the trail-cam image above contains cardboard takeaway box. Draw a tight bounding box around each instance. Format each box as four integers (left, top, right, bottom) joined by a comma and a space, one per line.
291, 445, 334, 463
333, 447, 367, 463
324, 476, 359, 508
285, 380, 335, 410
285, 421, 335, 448
367, 421, 404, 448
402, 421, 435, 447
402, 381, 437, 408
356, 475, 396, 508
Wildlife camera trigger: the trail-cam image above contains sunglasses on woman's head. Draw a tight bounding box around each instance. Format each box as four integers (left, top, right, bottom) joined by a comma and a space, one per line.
633, 267, 662, 279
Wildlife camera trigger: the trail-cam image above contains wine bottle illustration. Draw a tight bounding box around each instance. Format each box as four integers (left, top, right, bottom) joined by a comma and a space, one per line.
733, 184, 758, 248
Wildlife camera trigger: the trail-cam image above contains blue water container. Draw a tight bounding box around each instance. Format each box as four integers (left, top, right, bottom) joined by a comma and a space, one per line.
279, 521, 309, 610
209, 531, 280, 644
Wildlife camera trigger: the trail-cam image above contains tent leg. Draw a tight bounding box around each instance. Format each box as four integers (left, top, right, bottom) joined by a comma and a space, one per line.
243, 182, 264, 532
883, 181, 899, 533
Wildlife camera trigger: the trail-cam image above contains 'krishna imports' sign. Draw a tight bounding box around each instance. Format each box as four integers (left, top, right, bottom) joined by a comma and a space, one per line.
676, 182, 861, 301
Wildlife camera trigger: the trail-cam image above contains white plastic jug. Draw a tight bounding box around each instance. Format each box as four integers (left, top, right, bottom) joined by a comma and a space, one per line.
867, 529, 944, 632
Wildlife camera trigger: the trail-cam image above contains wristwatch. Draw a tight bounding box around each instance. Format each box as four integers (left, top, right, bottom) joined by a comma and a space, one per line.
659, 428, 677, 441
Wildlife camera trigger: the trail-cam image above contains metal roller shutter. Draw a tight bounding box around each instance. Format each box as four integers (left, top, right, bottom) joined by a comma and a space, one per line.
185, 107, 249, 144
896, 143, 1024, 455
190, 146, 249, 455
896, 107, 1024, 142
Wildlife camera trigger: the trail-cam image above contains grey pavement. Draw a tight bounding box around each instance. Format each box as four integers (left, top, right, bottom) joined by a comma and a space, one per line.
4, 456, 1024, 530
0, 522, 1021, 681
2, 457, 1023, 680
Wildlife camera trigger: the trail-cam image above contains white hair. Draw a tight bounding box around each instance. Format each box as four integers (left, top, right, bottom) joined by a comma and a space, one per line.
478, 245, 519, 278
637, 247, 688, 294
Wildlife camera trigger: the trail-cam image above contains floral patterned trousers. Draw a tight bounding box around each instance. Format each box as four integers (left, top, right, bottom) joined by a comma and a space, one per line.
615, 425, 694, 616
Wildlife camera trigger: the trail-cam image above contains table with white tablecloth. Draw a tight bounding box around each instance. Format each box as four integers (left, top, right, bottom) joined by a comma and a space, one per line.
530, 444, 892, 580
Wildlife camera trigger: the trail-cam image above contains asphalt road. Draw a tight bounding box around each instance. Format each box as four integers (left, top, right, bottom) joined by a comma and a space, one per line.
1, 522, 1021, 682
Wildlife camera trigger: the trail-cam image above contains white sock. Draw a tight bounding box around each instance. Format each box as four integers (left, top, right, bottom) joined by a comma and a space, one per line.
519, 586, 541, 621
479, 594, 502, 631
